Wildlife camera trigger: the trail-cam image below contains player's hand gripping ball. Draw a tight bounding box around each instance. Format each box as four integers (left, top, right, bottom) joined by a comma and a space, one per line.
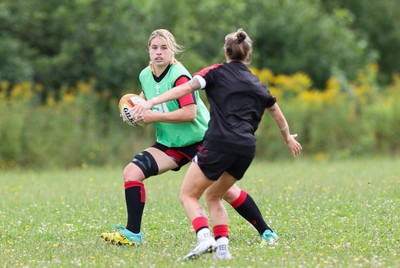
118, 94, 146, 127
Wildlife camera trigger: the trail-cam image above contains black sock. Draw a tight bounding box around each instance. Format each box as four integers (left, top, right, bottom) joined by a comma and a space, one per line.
125, 184, 145, 233
232, 192, 270, 235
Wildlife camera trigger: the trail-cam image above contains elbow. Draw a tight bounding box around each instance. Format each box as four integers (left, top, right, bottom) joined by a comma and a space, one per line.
180, 105, 197, 122
185, 110, 197, 122
186, 113, 196, 122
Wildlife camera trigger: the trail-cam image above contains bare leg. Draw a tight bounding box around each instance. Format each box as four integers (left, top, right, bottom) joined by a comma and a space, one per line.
206, 172, 237, 227
179, 162, 217, 260
179, 162, 214, 221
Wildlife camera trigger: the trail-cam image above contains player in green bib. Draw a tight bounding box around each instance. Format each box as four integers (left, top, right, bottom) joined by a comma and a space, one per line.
101, 29, 278, 247
139, 63, 209, 147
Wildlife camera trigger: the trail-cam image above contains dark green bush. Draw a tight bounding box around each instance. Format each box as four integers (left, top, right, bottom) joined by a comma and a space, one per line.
1, 0, 391, 95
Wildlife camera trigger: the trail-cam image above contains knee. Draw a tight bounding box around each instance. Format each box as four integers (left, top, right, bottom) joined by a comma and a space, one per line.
123, 163, 144, 183
205, 190, 221, 205
222, 187, 240, 203
179, 189, 201, 205
131, 151, 159, 178
123, 151, 159, 182
179, 192, 188, 205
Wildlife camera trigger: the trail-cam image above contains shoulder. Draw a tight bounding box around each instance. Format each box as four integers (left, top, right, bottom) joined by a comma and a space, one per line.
194, 63, 223, 77
170, 63, 190, 73
170, 63, 192, 78
139, 66, 151, 78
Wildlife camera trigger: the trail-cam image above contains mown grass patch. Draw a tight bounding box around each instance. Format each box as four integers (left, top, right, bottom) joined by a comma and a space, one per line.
1, 157, 399, 267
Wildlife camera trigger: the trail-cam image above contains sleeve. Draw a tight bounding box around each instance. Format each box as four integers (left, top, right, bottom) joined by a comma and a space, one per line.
174, 75, 196, 107
193, 63, 222, 90
262, 83, 277, 108
194, 63, 222, 77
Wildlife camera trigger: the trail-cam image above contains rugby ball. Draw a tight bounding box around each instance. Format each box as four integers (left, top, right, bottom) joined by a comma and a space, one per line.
118, 94, 145, 127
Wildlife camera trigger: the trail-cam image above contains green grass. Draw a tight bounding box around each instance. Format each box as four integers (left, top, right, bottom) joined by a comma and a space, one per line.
1, 157, 400, 267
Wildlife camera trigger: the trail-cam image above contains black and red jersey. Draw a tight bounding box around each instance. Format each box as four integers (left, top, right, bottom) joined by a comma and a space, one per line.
194, 61, 276, 157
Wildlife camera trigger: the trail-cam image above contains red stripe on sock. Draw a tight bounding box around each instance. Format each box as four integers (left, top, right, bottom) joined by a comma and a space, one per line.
124, 181, 146, 203
213, 225, 229, 238
192, 216, 209, 233
230, 190, 247, 208
124, 181, 143, 189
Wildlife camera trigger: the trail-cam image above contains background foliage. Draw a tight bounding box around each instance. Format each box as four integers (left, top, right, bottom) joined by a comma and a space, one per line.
2, 0, 399, 92
1, 0, 400, 168
322, 0, 400, 83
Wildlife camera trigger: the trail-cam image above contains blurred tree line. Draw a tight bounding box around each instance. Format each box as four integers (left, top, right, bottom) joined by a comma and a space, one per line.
1, 0, 399, 98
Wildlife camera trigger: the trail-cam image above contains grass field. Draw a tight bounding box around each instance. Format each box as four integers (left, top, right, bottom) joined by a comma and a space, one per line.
1, 157, 399, 267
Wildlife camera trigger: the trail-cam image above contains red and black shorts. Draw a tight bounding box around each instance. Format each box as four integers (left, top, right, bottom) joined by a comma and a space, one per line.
152, 140, 203, 171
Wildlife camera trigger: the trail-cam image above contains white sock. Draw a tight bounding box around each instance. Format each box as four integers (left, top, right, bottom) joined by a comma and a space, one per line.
197, 228, 212, 240
216, 237, 229, 252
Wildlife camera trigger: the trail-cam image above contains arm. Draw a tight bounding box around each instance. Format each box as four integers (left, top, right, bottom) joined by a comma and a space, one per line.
137, 75, 198, 124
142, 104, 196, 124
267, 103, 302, 157
132, 76, 202, 115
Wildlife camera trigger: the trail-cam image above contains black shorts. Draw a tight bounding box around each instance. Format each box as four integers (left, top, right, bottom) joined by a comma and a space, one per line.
194, 148, 254, 181
152, 141, 203, 171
